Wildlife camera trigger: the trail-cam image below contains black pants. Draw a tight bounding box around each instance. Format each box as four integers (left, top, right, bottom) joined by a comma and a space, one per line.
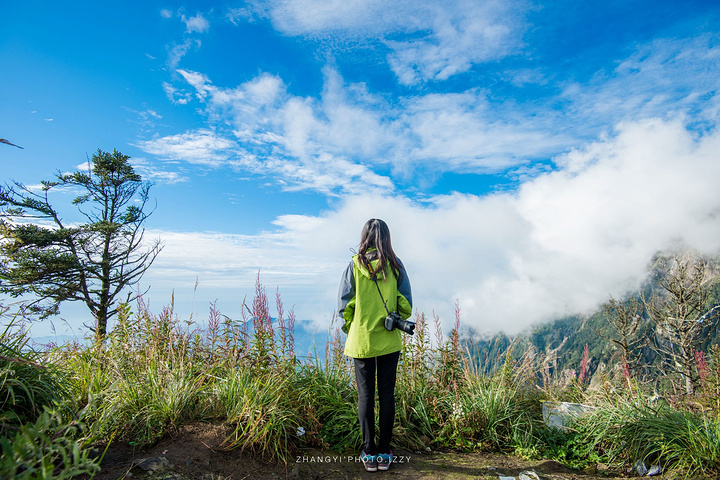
353, 350, 400, 455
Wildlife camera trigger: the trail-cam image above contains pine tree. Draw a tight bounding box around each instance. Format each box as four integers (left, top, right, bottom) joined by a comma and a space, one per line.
0, 149, 162, 339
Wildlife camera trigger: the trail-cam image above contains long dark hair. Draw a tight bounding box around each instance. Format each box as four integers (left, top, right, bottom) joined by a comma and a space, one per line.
358, 218, 402, 282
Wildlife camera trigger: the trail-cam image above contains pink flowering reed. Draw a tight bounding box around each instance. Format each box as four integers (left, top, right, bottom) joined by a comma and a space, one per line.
579, 343, 589, 383
252, 272, 272, 337
695, 349, 709, 389
287, 307, 296, 359
276, 287, 287, 356
452, 299, 461, 357
433, 311, 443, 348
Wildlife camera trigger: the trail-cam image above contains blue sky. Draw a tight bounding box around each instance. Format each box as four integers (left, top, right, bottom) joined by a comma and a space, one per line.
2, 0, 720, 338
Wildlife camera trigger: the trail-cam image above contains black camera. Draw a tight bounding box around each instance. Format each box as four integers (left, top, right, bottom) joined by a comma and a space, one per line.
384, 311, 415, 335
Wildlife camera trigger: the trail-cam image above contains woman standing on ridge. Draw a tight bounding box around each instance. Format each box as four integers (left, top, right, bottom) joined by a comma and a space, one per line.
337, 218, 413, 472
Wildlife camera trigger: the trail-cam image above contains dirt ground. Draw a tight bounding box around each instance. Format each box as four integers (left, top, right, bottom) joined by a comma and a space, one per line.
93, 423, 667, 480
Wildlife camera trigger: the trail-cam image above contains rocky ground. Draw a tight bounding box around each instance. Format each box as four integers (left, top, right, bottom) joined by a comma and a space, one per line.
92, 423, 671, 480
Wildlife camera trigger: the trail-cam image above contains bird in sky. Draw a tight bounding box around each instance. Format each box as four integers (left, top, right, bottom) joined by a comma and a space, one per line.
0, 139, 23, 149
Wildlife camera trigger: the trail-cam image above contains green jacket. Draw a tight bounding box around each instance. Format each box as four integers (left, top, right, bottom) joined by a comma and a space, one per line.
337, 253, 413, 358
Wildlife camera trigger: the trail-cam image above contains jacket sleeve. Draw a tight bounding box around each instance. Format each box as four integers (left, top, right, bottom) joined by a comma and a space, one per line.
337, 262, 355, 334
397, 258, 413, 320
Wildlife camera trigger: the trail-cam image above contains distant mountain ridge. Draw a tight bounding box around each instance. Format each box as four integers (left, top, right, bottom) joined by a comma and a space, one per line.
27, 320, 329, 360
462, 255, 720, 382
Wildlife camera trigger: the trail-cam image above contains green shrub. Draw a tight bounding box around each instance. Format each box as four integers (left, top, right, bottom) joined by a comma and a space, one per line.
0, 405, 100, 479
0, 323, 68, 432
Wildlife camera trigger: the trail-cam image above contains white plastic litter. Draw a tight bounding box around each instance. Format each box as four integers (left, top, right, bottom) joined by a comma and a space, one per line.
634, 460, 648, 476
542, 401, 598, 429
647, 465, 662, 476
634, 460, 662, 476
498, 476, 516, 480
518, 471, 540, 480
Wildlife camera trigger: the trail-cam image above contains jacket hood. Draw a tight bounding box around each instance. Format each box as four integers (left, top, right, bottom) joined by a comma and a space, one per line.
352, 254, 381, 279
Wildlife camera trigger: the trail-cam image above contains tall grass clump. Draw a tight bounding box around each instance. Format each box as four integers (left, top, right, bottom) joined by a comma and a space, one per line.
60, 299, 209, 447
212, 368, 300, 461
96, 356, 207, 446
393, 312, 443, 450
392, 307, 543, 454
40, 275, 551, 465
442, 359, 542, 452
295, 358, 360, 452
0, 319, 67, 428
0, 311, 100, 478
571, 396, 720, 476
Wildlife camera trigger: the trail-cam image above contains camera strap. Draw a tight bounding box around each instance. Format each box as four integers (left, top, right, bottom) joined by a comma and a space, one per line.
372, 273, 392, 316
368, 262, 392, 316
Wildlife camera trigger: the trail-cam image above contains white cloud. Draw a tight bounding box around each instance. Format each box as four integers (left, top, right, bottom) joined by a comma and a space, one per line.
130, 157, 188, 185
458, 118, 720, 331
399, 91, 570, 172
148, 229, 313, 284
502, 68, 549, 87
181, 12, 210, 34
136, 129, 236, 167
139, 228, 322, 321
167, 38, 202, 70
160, 8, 173, 19
560, 35, 720, 133
235, 0, 527, 85
148, 30, 720, 202
143, 117, 720, 334
25, 184, 49, 194
162, 81, 192, 105
143, 6, 720, 334
144, 69, 397, 195
384, 1, 521, 85
150, 67, 569, 192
